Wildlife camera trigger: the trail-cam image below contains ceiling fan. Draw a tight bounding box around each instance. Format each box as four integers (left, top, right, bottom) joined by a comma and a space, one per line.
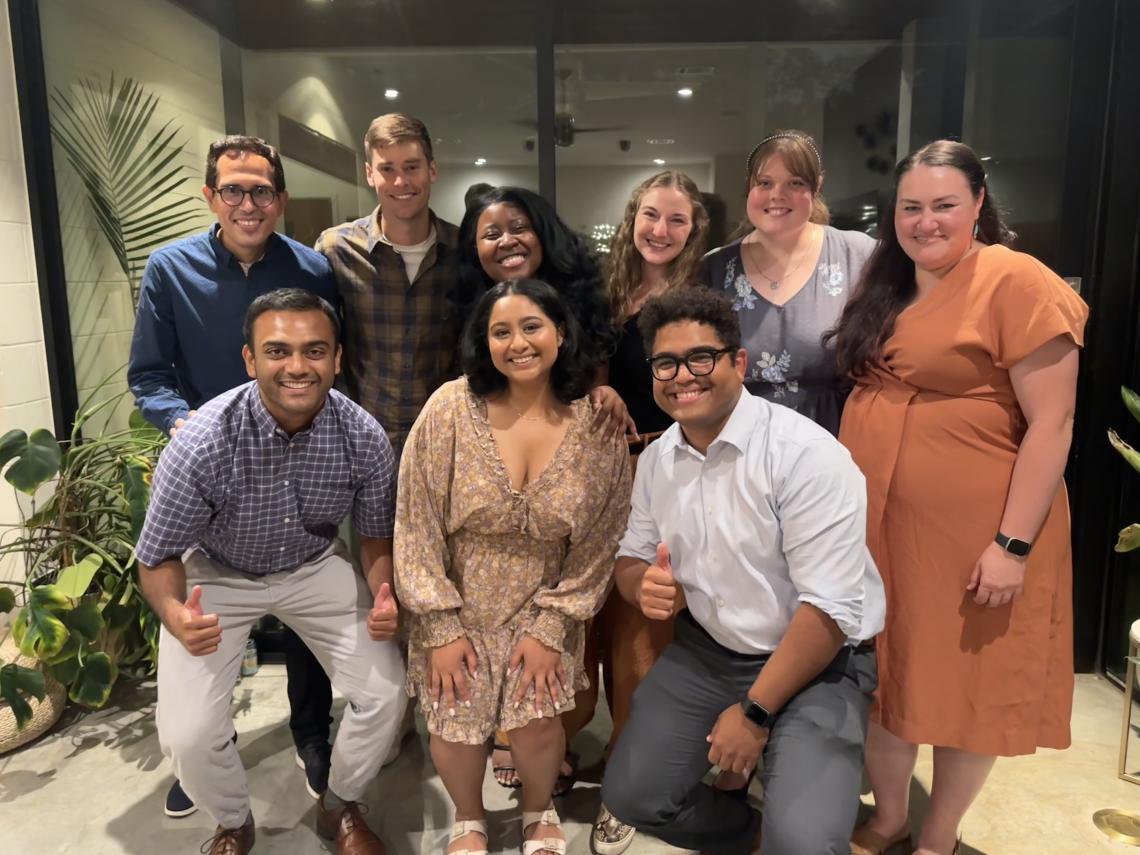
516, 68, 629, 148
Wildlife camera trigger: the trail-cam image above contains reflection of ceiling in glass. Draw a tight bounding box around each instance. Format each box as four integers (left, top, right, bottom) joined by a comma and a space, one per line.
245, 43, 895, 168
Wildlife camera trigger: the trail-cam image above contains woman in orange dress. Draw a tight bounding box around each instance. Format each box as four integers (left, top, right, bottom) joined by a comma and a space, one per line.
827, 140, 1087, 855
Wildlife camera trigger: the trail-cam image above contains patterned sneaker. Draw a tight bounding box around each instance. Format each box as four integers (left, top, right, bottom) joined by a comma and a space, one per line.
590, 804, 636, 855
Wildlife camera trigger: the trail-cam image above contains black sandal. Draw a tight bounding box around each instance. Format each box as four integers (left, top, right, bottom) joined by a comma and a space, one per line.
491, 741, 522, 789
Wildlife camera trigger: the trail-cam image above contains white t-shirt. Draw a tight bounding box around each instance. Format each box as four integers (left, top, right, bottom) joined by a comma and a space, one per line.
617, 389, 885, 654
382, 226, 437, 284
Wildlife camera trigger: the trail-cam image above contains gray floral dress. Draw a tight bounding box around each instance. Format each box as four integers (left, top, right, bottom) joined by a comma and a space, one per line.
703, 225, 875, 435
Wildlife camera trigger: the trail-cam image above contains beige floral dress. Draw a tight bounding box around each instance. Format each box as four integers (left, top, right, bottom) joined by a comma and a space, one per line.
394, 377, 632, 744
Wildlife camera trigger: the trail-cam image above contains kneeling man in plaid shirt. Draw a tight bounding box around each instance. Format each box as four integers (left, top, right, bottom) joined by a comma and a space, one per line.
137, 288, 405, 855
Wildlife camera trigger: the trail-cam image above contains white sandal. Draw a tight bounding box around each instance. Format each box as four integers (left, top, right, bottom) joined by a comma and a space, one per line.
447, 818, 488, 855
522, 807, 567, 855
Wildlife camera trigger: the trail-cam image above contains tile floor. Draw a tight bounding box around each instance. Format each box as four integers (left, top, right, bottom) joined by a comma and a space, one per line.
1, 669, 1138, 854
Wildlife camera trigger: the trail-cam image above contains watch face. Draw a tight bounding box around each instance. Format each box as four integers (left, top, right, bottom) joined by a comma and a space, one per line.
1007, 538, 1031, 557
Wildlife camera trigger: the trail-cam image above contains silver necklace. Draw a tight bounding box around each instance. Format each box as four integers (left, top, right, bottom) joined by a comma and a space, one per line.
746, 226, 819, 291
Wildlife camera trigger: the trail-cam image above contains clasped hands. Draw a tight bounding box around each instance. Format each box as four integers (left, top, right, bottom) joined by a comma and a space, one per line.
429, 633, 566, 717
168, 581, 399, 657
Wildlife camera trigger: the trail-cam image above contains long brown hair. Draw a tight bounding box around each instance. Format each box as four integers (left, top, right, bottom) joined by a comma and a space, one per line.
607, 170, 709, 323
823, 139, 1016, 377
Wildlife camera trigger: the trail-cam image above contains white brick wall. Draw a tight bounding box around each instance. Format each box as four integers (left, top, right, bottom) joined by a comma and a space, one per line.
0, 11, 53, 585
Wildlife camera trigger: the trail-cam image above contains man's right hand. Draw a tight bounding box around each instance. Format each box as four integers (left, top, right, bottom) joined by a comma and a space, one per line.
169, 409, 198, 438
167, 584, 221, 656
638, 543, 678, 620
429, 635, 479, 716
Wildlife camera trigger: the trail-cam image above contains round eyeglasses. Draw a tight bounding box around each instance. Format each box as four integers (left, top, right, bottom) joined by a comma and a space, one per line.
212, 184, 279, 208
647, 347, 735, 381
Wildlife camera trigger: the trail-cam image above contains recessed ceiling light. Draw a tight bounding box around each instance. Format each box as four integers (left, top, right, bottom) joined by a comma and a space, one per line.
980, 155, 992, 161
475, 157, 487, 166
384, 89, 399, 100
646, 138, 675, 146
677, 87, 694, 98
653, 158, 666, 166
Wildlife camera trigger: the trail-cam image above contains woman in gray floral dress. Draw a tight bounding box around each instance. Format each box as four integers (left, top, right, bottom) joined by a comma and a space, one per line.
703, 130, 875, 435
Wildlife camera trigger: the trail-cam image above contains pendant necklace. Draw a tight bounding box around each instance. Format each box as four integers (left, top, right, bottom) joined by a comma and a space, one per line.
747, 226, 819, 291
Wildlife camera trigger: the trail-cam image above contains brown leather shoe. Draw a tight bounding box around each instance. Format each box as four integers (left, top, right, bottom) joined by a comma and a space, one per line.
317, 795, 387, 855
200, 816, 255, 854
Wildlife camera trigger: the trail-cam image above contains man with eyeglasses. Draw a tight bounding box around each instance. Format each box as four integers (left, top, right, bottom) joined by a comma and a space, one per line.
600, 288, 885, 855
128, 135, 340, 819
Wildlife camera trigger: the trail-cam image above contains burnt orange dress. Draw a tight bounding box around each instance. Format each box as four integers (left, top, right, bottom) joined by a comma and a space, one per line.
838, 245, 1088, 756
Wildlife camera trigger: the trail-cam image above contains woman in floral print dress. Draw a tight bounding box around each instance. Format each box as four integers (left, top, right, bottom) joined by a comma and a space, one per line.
395, 279, 631, 855
702, 130, 875, 435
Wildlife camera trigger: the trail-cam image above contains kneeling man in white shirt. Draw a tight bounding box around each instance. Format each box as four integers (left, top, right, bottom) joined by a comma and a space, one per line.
600, 288, 885, 855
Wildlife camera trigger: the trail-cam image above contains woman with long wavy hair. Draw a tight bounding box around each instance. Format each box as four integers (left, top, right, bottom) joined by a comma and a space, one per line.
590, 170, 709, 855
829, 140, 1087, 855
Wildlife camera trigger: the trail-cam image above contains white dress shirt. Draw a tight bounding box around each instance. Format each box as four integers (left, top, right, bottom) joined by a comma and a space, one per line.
617, 390, 885, 655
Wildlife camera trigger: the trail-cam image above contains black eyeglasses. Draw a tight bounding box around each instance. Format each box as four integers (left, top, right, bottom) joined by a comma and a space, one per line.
212, 184, 279, 208
647, 347, 734, 381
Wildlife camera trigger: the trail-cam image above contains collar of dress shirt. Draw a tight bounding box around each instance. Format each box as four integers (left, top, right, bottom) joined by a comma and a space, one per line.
209, 223, 276, 269
247, 382, 332, 441
365, 205, 446, 255
658, 389, 760, 459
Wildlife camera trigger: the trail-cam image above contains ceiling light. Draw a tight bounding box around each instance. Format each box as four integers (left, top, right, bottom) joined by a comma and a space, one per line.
653, 158, 666, 166
677, 87, 694, 98
980, 155, 992, 161
646, 138, 675, 145
384, 89, 399, 100
475, 157, 487, 166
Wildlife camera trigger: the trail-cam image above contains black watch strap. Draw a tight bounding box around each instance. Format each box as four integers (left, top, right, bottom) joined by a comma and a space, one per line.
995, 531, 1031, 557
740, 697, 774, 730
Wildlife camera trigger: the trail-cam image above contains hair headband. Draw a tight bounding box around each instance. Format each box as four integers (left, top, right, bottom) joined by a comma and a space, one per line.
745, 133, 822, 176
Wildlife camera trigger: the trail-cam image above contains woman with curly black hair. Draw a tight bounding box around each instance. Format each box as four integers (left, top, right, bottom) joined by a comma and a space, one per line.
395, 279, 631, 855
459, 187, 633, 438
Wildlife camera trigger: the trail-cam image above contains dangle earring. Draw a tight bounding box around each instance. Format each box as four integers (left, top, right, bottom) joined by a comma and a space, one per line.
973, 219, 980, 240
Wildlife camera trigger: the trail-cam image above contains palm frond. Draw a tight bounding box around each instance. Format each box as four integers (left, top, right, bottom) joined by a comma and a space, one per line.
50, 74, 207, 306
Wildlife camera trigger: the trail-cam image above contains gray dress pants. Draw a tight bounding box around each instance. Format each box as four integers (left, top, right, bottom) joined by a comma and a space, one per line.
601, 610, 877, 855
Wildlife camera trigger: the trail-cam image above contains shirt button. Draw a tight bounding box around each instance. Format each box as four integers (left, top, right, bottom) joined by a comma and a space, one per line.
280, 546, 286, 552
283, 480, 290, 486
284, 517, 290, 523
716, 596, 726, 608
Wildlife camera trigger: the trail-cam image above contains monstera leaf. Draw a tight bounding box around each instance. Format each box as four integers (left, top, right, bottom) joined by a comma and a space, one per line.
0, 664, 47, 729
69, 651, 117, 707
0, 429, 62, 494
12, 585, 71, 660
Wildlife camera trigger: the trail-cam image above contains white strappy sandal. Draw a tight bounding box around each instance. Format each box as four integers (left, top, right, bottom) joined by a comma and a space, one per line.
447, 818, 488, 855
521, 807, 567, 855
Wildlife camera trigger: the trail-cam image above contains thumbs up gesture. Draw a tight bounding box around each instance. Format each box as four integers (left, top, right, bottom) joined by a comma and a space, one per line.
638, 543, 678, 621
172, 584, 222, 656
368, 582, 399, 641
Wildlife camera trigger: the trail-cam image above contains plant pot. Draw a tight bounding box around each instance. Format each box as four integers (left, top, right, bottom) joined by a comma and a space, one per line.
0, 631, 67, 754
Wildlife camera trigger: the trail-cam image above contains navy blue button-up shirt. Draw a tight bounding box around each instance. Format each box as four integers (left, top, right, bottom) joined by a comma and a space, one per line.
128, 226, 339, 434
136, 382, 395, 576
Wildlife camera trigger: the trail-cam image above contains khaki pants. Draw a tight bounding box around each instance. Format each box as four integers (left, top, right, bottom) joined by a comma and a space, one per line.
155, 542, 407, 829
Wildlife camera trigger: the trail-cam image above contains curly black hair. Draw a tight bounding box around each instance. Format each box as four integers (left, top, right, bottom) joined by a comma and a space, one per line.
637, 288, 742, 356
461, 279, 593, 405
457, 186, 617, 364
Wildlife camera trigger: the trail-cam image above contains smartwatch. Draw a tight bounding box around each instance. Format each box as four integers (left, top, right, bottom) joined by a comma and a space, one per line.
740, 697, 775, 730
995, 532, 1031, 557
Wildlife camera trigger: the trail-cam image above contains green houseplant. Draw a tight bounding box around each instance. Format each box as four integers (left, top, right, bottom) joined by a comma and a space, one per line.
0, 383, 166, 730
50, 73, 206, 306
1108, 386, 1140, 555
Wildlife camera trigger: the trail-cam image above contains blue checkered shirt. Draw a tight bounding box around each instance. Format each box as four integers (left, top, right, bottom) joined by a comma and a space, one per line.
136, 382, 396, 575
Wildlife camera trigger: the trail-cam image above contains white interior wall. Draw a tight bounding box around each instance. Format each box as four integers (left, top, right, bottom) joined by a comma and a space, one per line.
0, 13, 54, 585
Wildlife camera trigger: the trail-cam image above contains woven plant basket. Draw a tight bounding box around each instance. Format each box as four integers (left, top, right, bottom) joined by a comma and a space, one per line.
0, 631, 67, 754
